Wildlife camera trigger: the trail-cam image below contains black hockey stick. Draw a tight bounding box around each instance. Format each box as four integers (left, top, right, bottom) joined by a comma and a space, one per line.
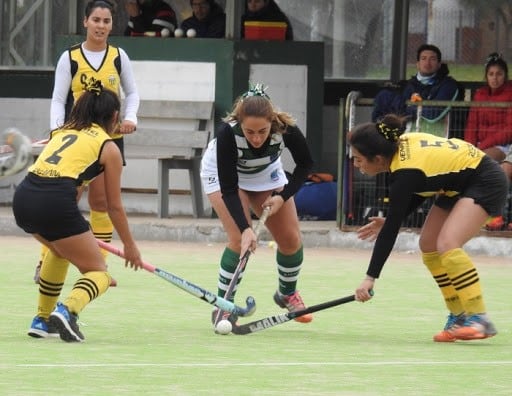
231, 291, 373, 335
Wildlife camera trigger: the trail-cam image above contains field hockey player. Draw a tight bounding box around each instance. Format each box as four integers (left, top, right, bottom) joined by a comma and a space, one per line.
200, 83, 315, 326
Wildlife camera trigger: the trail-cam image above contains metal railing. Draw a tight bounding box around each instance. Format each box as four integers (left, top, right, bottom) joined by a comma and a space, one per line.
337, 92, 512, 233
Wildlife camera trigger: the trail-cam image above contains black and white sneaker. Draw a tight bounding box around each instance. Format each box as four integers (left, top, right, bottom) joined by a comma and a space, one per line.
49, 302, 84, 342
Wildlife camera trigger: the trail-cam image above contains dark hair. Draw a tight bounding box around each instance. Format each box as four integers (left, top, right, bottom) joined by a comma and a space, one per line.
484, 52, 508, 80
416, 44, 442, 62
63, 87, 120, 134
348, 114, 407, 161
85, 0, 114, 18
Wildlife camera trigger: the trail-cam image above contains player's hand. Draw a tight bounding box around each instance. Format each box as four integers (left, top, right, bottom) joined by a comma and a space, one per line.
119, 120, 137, 134
262, 193, 284, 215
123, 243, 143, 270
355, 277, 375, 302
240, 227, 257, 257
357, 216, 385, 242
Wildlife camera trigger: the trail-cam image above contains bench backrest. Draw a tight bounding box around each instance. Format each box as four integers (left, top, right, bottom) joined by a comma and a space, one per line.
124, 100, 214, 159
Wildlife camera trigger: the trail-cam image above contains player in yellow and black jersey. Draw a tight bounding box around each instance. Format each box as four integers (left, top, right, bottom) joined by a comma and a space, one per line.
13, 79, 143, 343
33, 0, 140, 285
348, 114, 508, 342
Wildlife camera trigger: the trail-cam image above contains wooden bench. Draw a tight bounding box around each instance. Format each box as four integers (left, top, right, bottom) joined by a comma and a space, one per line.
123, 100, 213, 218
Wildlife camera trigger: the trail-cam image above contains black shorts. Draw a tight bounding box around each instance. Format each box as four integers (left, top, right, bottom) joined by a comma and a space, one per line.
113, 137, 126, 166
12, 174, 90, 241
435, 156, 509, 216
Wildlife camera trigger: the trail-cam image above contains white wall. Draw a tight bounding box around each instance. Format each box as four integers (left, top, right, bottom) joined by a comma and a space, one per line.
248, 64, 308, 173
121, 60, 216, 216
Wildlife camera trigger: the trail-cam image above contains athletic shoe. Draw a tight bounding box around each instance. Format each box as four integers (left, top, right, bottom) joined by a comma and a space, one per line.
433, 313, 466, 342
33, 261, 41, 284
27, 316, 59, 338
273, 290, 313, 323
49, 302, 84, 342
452, 314, 497, 340
211, 308, 238, 326
485, 216, 504, 231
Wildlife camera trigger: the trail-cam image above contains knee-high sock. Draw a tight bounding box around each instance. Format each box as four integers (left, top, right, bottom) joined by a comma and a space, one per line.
90, 210, 113, 259
277, 246, 303, 295
422, 251, 464, 315
441, 248, 486, 315
39, 244, 49, 264
64, 271, 112, 315
37, 251, 69, 319
217, 248, 241, 300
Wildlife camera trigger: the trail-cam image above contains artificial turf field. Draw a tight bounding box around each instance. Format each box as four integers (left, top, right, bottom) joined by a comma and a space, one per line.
0, 236, 510, 395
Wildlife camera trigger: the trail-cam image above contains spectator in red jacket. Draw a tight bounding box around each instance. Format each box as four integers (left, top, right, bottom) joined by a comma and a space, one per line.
465, 53, 512, 231
464, 52, 512, 162
125, 0, 177, 37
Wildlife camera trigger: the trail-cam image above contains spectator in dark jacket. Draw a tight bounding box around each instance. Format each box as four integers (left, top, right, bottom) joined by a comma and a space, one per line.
372, 44, 459, 124
180, 0, 225, 38
241, 0, 293, 40
124, 0, 177, 37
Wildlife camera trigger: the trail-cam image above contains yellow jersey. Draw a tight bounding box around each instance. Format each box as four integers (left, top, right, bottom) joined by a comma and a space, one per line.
29, 123, 112, 186
68, 43, 122, 139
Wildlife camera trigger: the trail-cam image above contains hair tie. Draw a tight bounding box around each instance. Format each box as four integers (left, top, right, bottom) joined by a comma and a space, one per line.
242, 83, 270, 100
85, 77, 103, 96
485, 52, 503, 67
377, 123, 401, 142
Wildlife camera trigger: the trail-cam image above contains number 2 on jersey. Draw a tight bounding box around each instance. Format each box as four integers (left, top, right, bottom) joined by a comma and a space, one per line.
45, 134, 78, 165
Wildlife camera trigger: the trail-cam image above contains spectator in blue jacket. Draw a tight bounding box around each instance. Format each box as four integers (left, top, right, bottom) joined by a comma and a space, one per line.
180, 0, 225, 38
372, 44, 459, 124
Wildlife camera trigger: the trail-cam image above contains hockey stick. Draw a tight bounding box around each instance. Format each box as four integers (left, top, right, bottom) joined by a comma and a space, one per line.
0, 128, 33, 178
345, 91, 361, 223
213, 206, 271, 325
97, 240, 257, 317
231, 291, 373, 335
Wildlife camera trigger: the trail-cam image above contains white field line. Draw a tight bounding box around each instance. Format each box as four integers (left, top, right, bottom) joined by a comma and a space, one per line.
7, 361, 512, 368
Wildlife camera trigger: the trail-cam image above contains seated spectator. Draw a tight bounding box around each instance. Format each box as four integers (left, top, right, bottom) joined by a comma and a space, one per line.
124, 0, 177, 37
500, 152, 512, 231
465, 53, 512, 231
241, 0, 293, 41
372, 44, 459, 136
180, 0, 225, 38
464, 53, 512, 162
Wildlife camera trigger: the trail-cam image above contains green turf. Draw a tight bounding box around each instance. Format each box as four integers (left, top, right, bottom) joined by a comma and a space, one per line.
0, 237, 510, 395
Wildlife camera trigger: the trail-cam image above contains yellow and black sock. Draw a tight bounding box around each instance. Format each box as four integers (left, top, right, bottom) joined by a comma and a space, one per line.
441, 248, 486, 315
277, 246, 303, 295
64, 271, 112, 315
217, 247, 240, 300
422, 251, 464, 315
37, 250, 69, 319
90, 210, 113, 259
